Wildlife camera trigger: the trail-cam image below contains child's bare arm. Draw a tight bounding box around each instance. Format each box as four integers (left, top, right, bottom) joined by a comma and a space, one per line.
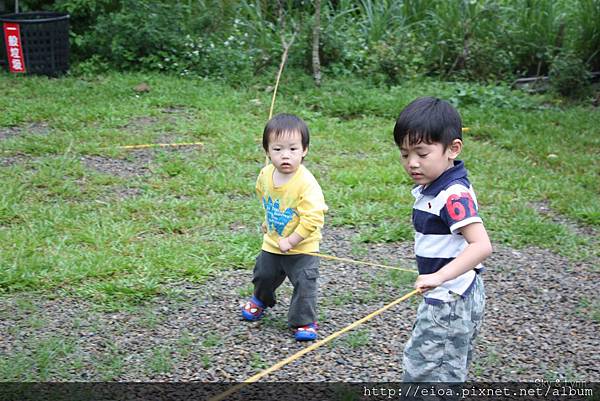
415, 222, 492, 291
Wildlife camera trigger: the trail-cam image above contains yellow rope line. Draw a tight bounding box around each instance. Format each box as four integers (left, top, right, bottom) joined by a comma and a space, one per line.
208, 288, 421, 401
264, 32, 296, 167
289, 250, 417, 274
115, 142, 203, 150
269, 44, 290, 121
269, 31, 297, 120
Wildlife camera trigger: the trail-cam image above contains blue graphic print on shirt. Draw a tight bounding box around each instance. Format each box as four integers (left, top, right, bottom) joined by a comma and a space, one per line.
263, 196, 297, 235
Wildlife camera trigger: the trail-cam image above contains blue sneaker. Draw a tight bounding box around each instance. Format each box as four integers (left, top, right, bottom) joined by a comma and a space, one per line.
294, 322, 318, 341
241, 296, 265, 321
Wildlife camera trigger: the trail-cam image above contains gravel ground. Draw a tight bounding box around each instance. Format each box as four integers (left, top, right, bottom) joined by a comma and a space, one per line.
0, 227, 598, 383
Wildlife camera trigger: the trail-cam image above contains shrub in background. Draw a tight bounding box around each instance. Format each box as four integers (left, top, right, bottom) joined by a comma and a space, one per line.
549, 50, 592, 98
176, 21, 262, 83
571, 0, 600, 71
508, 0, 566, 77
13, 0, 598, 97
79, 0, 188, 70
366, 31, 427, 84
415, 0, 516, 80
18, 0, 122, 63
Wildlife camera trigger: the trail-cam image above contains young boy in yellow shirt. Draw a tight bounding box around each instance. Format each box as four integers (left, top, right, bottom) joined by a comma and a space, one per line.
242, 113, 327, 341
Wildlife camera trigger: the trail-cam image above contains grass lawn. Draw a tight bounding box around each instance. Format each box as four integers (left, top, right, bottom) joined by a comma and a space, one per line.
0, 70, 598, 310
1, 70, 599, 384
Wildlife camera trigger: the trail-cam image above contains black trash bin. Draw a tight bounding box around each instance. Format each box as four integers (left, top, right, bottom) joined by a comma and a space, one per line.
1, 12, 69, 76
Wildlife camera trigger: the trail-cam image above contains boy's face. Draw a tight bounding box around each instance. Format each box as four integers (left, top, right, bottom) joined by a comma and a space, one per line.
266, 130, 308, 175
399, 138, 461, 186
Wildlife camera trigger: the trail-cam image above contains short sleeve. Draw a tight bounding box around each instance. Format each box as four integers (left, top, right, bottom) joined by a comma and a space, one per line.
439, 184, 482, 234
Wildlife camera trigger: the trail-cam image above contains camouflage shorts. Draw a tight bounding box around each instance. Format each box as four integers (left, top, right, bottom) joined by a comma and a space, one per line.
402, 275, 485, 382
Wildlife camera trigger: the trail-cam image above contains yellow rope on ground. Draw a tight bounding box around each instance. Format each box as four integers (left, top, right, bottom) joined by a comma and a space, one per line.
289, 250, 417, 274
115, 142, 203, 150
208, 288, 421, 401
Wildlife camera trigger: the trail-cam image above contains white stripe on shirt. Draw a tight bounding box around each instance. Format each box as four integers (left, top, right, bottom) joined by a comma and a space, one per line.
414, 232, 467, 258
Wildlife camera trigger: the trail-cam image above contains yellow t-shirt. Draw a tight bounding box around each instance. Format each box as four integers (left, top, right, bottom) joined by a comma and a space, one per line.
256, 164, 327, 254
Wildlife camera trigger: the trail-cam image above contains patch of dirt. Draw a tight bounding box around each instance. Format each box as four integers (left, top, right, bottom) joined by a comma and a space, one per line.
120, 116, 161, 131
119, 109, 197, 133
98, 186, 144, 201
531, 200, 598, 238
162, 106, 189, 114
160, 107, 196, 122
81, 155, 152, 178
0, 227, 598, 383
0, 153, 31, 167
81, 136, 204, 179
229, 222, 251, 232
0, 122, 50, 140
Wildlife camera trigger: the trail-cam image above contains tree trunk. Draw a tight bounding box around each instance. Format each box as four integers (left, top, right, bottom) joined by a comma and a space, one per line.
312, 0, 322, 87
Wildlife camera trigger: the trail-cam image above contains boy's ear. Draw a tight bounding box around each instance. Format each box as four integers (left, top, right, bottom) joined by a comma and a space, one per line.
447, 139, 463, 159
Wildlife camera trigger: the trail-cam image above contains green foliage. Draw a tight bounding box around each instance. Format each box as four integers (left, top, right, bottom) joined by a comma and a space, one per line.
147, 347, 174, 375
174, 19, 264, 82
366, 31, 428, 84
201, 333, 222, 348
356, 0, 405, 44
341, 329, 370, 348
417, 0, 511, 78
17, 0, 597, 93
508, 0, 566, 76
78, 0, 189, 70
312, 0, 364, 76
549, 50, 593, 98
0, 336, 77, 380
571, 0, 600, 70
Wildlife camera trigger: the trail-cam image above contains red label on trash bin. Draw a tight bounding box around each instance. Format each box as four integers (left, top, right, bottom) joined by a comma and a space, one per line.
3, 22, 26, 73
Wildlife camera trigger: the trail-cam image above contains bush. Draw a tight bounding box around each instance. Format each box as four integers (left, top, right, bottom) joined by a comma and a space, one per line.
76, 1, 188, 70
176, 23, 261, 83
571, 0, 600, 71
18, 0, 595, 95
366, 31, 427, 84
549, 50, 592, 98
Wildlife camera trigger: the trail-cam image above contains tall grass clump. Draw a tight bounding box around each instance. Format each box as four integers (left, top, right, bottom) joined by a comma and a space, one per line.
416, 0, 516, 79
508, 0, 567, 77
571, 0, 600, 71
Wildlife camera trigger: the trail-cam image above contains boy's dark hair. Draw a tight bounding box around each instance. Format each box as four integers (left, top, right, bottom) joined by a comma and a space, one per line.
393, 97, 462, 149
262, 113, 310, 151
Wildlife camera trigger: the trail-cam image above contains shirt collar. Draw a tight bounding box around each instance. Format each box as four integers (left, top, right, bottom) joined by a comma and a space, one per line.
418, 160, 467, 196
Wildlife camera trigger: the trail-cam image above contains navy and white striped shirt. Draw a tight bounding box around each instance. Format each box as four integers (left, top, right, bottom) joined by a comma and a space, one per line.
411, 160, 483, 304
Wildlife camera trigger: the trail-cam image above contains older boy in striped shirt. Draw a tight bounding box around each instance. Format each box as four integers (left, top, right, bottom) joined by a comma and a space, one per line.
394, 97, 493, 382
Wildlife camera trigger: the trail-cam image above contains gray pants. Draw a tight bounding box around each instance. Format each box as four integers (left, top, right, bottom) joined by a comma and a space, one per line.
252, 250, 319, 327
403, 275, 485, 382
